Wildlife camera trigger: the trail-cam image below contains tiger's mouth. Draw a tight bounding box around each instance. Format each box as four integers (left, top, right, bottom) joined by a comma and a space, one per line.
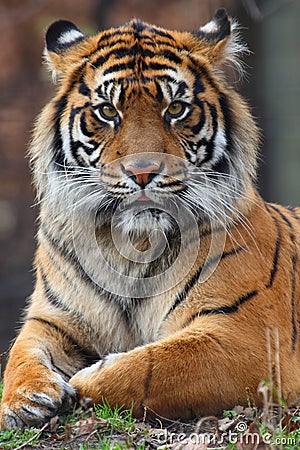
96, 188, 179, 236
135, 192, 152, 202
117, 188, 181, 213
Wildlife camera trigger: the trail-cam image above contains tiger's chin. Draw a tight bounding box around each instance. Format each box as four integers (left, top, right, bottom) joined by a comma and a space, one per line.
96, 194, 177, 237
115, 208, 175, 238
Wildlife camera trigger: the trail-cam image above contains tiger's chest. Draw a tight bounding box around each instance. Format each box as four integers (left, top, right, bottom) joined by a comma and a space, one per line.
79, 290, 177, 356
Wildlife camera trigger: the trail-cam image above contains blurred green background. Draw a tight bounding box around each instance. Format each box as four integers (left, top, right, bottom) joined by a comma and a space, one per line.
0, 0, 299, 355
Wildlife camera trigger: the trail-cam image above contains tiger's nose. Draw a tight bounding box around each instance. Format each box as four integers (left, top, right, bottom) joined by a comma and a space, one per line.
122, 162, 163, 187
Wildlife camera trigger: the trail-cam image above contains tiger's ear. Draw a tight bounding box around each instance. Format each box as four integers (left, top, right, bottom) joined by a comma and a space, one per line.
197, 8, 231, 44
195, 8, 246, 73
44, 20, 86, 81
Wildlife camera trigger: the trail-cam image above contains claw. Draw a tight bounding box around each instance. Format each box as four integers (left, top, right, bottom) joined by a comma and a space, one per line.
0, 406, 25, 430
0, 373, 77, 429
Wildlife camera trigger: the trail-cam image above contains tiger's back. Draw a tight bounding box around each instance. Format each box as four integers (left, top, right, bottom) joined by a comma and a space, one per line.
1, 9, 300, 429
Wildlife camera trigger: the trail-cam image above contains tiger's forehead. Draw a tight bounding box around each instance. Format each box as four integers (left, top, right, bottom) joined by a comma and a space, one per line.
84, 20, 199, 89
90, 18, 188, 62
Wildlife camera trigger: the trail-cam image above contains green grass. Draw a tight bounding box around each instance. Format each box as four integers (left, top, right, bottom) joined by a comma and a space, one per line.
0, 380, 299, 449
222, 409, 238, 419
94, 398, 136, 433
0, 427, 44, 449
0, 387, 145, 449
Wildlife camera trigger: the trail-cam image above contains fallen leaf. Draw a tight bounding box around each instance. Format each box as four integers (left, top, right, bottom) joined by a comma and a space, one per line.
233, 405, 245, 415
72, 416, 108, 435
218, 417, 238, 432
49, 415, 59, 433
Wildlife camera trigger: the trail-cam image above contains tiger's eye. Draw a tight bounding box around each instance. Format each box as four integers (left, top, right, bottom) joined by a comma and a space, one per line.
100, 104, 118, 119
167, 102, 184, 117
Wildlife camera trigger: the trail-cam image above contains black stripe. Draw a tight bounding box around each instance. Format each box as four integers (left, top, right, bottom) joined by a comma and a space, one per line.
189, 59, 218, 91
175, 81, 188, 97
43, 345, 73, 379
40, 225, 140, 327
93, 46, 156, 69
39, 261, 102, 352
70, 139, 99, 158
185, 290, 258, 327
211, 154, 230, 175
265, 204, 282, 288
193, 73, 205, 95
79, 78, 91, 97
40, 267, 71, 314
112, 74, 176, 86
139, 346, 154, 414
219, 93, 233, 155
168, 166, 188, 178
268, 203, 293, 229
103, 61, 135, 76
154, 80, 163, 103
142, 85, 155, 101
191, 100, 205, 135
40, 225, 103, 294
291, 255, 298, 352
287, 205, 300, 219
143, 347, 153, 400
199, 102, 218, 165
92, 54, 107, 69
160, 49, 182, 65
147, 62, 176, 72
147, 27, 175, 40
268, 204, 298, 352
69, 103, 94, 161
118, 85, 126, 109
80, 112, 94, 138
158, 180, 183, 189
96, 31, 130, 45
26, 317, 97, 363
51, 360, 73, 380
125, 46, 156, 60
53, 95, 68, 166
189, 67, 205, 96
166, 244, 244, 318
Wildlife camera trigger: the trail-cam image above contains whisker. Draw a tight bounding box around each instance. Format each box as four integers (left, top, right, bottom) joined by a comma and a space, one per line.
183, 179, 263, 257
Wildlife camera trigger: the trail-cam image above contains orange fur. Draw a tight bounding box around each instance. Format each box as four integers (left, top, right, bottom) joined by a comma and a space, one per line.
1, 10, 299, 429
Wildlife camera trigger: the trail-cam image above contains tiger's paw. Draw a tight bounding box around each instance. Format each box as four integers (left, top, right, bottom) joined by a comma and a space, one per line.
69, 360, 103, 397
0, 372, 76, 430
69, 354, 124, 396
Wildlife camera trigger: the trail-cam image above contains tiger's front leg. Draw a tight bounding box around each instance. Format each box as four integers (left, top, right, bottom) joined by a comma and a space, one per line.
0, 318, 89, 430
70, 319, 268, 419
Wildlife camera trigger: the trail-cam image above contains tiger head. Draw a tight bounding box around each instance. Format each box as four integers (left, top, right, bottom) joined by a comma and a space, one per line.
32, 9, 259, 236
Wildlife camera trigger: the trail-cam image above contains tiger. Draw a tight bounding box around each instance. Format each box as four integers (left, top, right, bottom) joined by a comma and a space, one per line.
1, 8, 300, 430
